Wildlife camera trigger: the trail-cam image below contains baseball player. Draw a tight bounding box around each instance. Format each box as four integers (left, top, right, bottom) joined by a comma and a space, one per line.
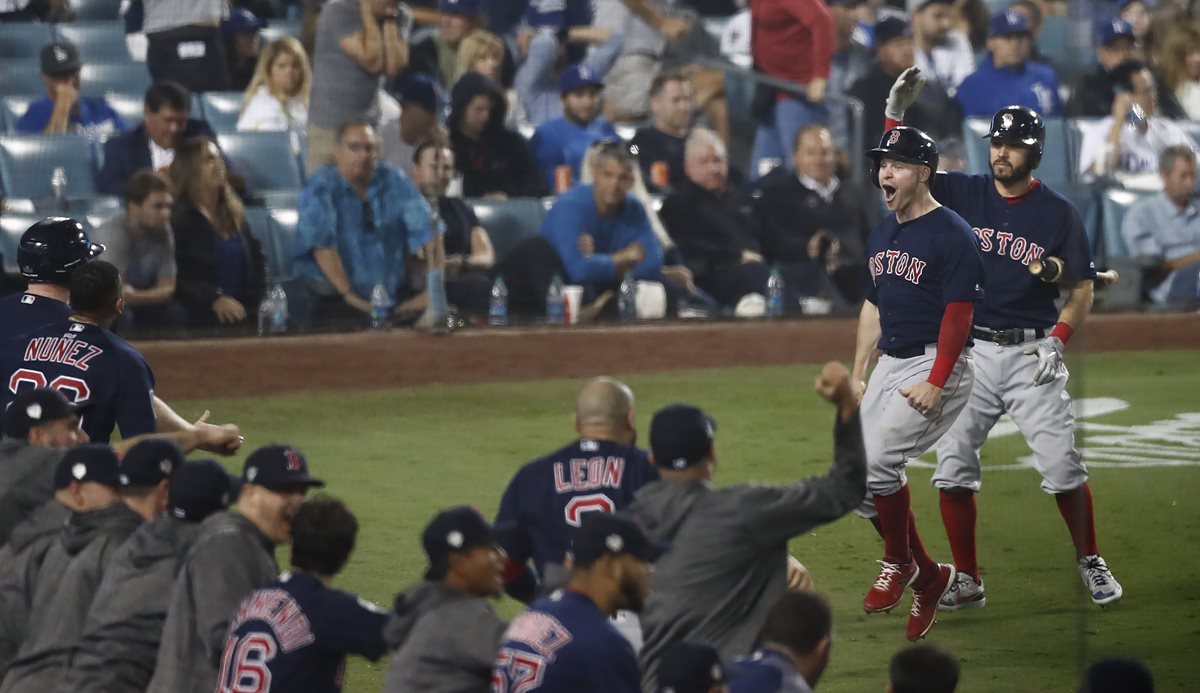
216, 496, 388, 693
494, 377, 658, 602
852, 125, 985, 641
0, 218, 103, 342
656, 640, 731, 693
492, 512, 662, 693
884, 67, 1123, 609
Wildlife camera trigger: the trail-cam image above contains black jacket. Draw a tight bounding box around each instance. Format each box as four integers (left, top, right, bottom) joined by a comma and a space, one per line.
659, 179, 760, 277
1069, 66, 1186, 119
171, 201, 267, 324
96, 120, 216, 196
751, 167, 868, 265
448, 73, 546, 199
850, 62, 961, 149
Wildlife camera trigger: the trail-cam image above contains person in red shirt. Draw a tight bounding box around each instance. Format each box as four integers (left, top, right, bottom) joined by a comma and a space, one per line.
749, 0, 836, 178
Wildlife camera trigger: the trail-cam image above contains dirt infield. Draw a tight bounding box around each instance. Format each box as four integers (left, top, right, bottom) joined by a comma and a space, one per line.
138, 312, 1200, 400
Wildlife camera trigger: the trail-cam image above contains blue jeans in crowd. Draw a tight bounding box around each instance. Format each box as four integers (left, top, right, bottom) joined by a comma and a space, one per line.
751, 95, 829, 179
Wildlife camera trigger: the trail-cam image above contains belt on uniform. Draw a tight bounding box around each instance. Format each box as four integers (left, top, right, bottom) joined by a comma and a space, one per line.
883, 345, 927, 359
971, 326, 1046, 346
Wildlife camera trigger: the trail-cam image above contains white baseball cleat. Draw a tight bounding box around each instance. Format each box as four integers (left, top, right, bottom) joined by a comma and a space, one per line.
939, 572, 986, 611
1078, 555, 1123, 606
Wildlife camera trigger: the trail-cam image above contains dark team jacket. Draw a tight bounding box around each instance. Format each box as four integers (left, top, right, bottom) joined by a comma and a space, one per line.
659, 179, 761, 278
171, 202, 267, 323
0, 320, 156, 443
494, 589, 641, 693
217, 571, 388, 693
751, 167, 869, 266
449, 73, 546, 199
0, 501, 68, 676
866, 206, 985, 354
0, 294, 69, 343
494, 438, 657, 596
0, 441, 61, 548
931, 173, 1096, 329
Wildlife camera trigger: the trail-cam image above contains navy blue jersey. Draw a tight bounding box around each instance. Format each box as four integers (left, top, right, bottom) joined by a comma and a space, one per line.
217, 571, 388, 693
0, 293, 70, 341
0, 319, 156, 442
493, 589, 641, 693
866, 206, 985, 353
494, 439, 658, 578
932, 172, 1097, 329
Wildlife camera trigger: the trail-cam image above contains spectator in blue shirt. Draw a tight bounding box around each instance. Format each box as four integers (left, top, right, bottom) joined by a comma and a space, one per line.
15, 42, 127, 138
293, 120, 447, 328
530, 65, 619, 191
954, 10, 1062, 118
514, 24, 624, 128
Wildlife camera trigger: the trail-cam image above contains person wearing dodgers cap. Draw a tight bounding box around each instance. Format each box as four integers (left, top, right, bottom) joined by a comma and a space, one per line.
12, 42, 127, 137
148, 443, 322, 693
529, 61, 619, 190
658, 639, 731, 693
631, 362, 865, 690
493, 511, 662, 692
1067, 18, 1138, 118
58, 458, 241, 693
381, 506, 507, 692
953, 9, 1063, 118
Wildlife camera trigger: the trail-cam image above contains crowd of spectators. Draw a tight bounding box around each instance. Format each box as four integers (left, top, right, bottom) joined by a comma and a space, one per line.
1, 0, 1200, 330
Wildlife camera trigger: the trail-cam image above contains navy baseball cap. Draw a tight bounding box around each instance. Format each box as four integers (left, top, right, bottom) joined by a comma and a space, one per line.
119, 439, 183, 488
989, 10, 1031, 36
438, 0, 484, 16
222, 7, 267, 36
658, 641, 730, 693
874, 17, 912, 46
422, 506, 498, 578
560, 64, 604, 94
3, 388, 82, 440
40, 42, 81, 76
650, 404, 716, 470
1099, 18, 1135, 46
396, 74, 438, 113
169, 459, 241, 522
571, 512, 665, 567
242, 444, 324, 490
53, 444, 121, 490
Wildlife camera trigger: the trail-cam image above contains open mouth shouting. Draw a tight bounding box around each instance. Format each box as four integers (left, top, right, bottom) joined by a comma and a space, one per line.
881, 183, 898, 205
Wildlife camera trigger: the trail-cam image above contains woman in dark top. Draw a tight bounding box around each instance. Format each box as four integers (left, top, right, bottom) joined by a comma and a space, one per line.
168, 137, 266, 328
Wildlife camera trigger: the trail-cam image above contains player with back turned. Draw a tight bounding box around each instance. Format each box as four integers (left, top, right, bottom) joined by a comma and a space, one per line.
0, 218, 104, 341
882, 67, 1122, 611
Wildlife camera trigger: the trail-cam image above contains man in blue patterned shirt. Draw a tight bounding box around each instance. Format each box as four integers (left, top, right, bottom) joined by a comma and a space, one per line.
293, 120, 447, 328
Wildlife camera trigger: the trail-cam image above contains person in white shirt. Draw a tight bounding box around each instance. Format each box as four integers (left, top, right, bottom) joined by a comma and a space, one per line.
1078, 60, 1197, 183
237, 36, 312, 134
908, 0, 974, 96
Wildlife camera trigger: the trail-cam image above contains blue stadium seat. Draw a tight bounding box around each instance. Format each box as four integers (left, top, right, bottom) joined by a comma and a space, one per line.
216, 131, 303, 197
469, 197, 545, 263
0, 214, 38, 273
104, 92, 145, 129
56, 23, 134, 64
266, 207, 300, 279
0, 134, 98, 200
71, 0, 123, 21
0, 23, 55, 60
243, 207, 275, 272
0, 61, 49, 96
962, 118, 991, 175
1100, 188, 1155, 260
962, 117, 1071, 185
1038, 17, 1095, 82
260, 19, 303, 44
80, 62, 151, 96
200, 92, 245, 133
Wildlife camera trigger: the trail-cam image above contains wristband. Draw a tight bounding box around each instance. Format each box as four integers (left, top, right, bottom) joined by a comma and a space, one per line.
1049, 322, 1073, 344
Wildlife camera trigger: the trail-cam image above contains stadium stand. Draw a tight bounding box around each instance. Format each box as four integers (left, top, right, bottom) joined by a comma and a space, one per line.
471, 197, 546, 263
216, 131, 305, 199
0, 23, 56, 60
0, 134, 99, 200
200, 91, 248, 133
56, 22, 135, 64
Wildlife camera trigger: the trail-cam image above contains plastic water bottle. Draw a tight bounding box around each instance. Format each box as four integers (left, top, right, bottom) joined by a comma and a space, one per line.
618, 272, 637, 322
488, 276, 509, 326
546, 274, 565, 325
50, 167, 67, 211
369, 283, 391, 329
767, 266, 785, 318
268, 283, 287, 333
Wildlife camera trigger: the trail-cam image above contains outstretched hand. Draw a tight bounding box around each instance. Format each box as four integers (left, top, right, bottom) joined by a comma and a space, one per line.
885, 66, 925, 120
815, 361, 857, 421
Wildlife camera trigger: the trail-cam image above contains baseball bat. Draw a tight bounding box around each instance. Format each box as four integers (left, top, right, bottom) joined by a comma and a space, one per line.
1029, 257, 1118, 286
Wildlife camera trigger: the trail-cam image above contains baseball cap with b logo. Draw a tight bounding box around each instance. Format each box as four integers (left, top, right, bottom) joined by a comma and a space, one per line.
119, 439, 183, 488
53, 444, 121, 490
242, 444, 325, 490
650, 403, 717, 470
570, 512, 666, 567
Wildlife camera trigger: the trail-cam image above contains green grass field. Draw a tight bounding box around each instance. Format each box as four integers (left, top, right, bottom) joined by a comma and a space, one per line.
176, 350, 1200, 692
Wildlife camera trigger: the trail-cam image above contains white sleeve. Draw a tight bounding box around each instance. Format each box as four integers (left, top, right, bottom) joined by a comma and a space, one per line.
1077, 119, 1110, 178
236, 88, 285, 132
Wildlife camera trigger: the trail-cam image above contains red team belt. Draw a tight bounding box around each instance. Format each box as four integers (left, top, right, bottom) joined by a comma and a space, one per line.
970, 327, 1047, 346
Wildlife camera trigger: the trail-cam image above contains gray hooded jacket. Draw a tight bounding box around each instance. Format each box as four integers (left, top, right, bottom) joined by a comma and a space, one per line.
633, 412, 866, 690
381, 580, 507, 693
146, 511, 279, 693
57, 516, 205, 693
0, 501, 143, 693
0, 502, 68, 676
0, 441, 62, 547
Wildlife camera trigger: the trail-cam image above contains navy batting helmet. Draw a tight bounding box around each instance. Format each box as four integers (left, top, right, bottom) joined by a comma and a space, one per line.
985, 105, 1045, 168
866, 126, 939, 189
18, 217, 105, 285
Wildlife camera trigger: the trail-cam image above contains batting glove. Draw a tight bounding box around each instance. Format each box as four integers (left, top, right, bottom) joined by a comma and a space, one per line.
1023, 336, 1065, 386
885, 67, 925, 121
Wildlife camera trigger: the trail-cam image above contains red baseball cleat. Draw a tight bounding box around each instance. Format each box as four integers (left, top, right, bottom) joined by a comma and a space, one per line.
907, 563, 956, 641
863, 560, 919, 613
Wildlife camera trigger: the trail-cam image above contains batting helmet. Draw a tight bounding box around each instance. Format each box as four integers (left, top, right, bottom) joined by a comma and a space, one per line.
985, 105, 1045, 168
18, 217, 105, 285
866, 126, 939, 189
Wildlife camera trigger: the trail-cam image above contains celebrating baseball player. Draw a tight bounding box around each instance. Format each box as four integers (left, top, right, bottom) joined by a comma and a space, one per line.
0, 218, 103, 342
852, 125, 985, 641
884, 67, 1123, 610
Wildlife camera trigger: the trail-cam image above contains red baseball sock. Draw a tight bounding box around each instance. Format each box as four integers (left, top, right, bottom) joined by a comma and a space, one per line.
1055, 483, 1099, 558
907, 509, 941, 587
939, 490, 980, 581
873, 486, 912, 565
868, 516, 884, 539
